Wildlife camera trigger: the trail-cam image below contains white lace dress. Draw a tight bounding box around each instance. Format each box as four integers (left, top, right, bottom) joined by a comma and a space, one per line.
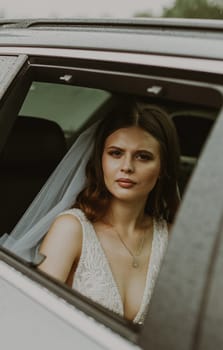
60, 208, 168, 324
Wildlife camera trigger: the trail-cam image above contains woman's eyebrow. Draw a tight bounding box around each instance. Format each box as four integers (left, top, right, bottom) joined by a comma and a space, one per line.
106, 145, 154, 154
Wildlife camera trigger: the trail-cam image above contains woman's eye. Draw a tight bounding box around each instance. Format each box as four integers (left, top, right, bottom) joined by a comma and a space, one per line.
136, 153, 152, 161
108, 150, 122, 157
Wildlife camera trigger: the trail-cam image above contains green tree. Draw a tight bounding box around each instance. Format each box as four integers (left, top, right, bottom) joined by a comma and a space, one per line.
162, 0, 223, 19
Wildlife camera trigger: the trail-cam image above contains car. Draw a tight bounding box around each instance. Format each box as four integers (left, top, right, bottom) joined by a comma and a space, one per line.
0, 17, 223, 350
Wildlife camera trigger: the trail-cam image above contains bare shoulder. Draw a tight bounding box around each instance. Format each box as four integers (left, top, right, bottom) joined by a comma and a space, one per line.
50, 213, 83, 238
41, 213, 83, 248
38, 213, 83, 282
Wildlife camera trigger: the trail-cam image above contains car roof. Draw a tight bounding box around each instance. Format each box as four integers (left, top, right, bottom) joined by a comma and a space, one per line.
0, 18, 223, 60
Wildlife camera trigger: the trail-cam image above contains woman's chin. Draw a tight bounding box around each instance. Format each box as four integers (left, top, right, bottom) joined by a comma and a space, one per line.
111, 190, 147, 203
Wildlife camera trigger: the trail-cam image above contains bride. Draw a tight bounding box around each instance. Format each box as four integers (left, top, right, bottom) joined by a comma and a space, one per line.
37, 100, 180, 324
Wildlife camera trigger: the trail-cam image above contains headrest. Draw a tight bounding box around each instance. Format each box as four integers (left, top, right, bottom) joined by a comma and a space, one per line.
0, 116, 67, 169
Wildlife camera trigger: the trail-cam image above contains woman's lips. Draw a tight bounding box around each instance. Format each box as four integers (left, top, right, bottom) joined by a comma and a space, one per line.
116, 178, 136, 188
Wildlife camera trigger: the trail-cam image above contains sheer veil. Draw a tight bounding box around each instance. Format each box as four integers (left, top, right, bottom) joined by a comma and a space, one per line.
0, 121, 99, 264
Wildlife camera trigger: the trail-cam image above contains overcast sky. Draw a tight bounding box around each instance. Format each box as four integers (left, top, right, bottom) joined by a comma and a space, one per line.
0, 0, 175, 18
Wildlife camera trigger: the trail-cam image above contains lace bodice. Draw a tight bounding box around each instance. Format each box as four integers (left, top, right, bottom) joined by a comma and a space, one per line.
61, 208, 168, 324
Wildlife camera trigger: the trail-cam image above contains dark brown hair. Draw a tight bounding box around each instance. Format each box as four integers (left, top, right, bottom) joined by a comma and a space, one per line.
74, 99, 180, 223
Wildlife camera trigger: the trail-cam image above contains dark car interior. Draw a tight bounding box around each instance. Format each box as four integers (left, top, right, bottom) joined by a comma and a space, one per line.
172, 113, 215, 194
0, 116, 67, 234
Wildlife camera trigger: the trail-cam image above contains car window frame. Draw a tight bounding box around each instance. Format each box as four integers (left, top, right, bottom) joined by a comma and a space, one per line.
0, 55, 30, 152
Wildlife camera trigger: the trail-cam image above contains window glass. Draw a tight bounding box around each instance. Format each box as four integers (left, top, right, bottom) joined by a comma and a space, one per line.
19, 82, 111, 139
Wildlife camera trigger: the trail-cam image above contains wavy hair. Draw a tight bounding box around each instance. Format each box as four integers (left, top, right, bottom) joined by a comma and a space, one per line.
74, 99, 180, 223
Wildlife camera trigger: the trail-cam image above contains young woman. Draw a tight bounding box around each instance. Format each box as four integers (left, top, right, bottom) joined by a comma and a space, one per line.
38, 101, 180, 324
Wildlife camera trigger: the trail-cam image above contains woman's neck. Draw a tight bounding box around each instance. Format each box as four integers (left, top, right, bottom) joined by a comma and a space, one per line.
104, 198, 148, 236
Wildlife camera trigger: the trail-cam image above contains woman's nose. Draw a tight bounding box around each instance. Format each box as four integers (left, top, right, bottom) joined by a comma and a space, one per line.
121, 156, 134, 174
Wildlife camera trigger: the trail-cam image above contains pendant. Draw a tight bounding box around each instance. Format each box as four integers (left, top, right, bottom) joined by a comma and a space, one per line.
132, 257, 139, 268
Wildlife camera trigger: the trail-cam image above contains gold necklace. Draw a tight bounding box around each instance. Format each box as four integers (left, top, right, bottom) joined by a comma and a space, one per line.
115, 229, 146, 268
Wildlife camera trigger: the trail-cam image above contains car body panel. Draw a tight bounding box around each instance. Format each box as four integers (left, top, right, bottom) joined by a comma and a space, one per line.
0, 55, 27, 99
0, 261, 139, 350
0, 19, 223, 60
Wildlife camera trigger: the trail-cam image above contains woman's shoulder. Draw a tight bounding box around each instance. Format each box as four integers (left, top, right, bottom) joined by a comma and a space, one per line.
54, 210, 82, 230
38, 210, 84, 281
42, 209, 84, 246
57, 208, 87, 223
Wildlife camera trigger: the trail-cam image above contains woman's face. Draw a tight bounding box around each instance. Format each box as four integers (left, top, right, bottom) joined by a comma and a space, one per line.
102, 126, 161, 204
